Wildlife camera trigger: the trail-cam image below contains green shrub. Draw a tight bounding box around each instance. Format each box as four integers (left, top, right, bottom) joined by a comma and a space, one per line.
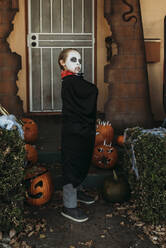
0, 127, 25, 231
123, 127, 166, 224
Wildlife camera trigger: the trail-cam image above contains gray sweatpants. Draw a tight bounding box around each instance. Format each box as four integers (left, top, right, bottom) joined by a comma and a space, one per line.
63, 184, 77, 208
63, 183, 84, 208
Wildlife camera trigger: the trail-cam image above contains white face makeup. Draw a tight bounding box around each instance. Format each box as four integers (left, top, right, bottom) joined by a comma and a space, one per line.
65, 51, 81, 73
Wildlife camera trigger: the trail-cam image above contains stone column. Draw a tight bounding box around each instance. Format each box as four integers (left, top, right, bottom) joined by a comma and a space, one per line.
104, 0, 153, 128
0, 0, 24, 117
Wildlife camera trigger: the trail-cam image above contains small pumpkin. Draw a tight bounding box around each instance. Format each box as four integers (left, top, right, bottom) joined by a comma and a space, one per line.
117, 135, 124, 146
25, 166, 53, 206
102, 170, 131, 203
92, 141, 118, 169
22, 118, 38, 143
95, 120, 114, 146
25, 144, 38, 164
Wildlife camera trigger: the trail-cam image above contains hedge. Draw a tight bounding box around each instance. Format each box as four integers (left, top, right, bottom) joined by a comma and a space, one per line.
123, 127, 166, 224
0, 126, 25, 232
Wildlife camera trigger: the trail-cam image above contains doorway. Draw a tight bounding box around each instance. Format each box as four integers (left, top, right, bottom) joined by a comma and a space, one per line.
27, 0, 95, 113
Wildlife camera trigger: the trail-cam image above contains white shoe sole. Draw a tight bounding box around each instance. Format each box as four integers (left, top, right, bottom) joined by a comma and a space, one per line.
77, 199, 95, 205
61, 212, 88, 222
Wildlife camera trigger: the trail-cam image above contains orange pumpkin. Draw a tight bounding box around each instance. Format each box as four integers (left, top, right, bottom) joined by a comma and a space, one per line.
25, 144, 38, 164
95, 120, 114, 146
25, 166, 53, 206
92, 141, 118, 169
117, 135, 124, 146
22, 118, 38, 143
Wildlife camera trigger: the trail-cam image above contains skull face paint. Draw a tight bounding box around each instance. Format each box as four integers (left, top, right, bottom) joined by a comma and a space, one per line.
65, 50, 81, 74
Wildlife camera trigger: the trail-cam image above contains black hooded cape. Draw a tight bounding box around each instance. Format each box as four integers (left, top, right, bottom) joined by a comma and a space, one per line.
61, 74, 98, 188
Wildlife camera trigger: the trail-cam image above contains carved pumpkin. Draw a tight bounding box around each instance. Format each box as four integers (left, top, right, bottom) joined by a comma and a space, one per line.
22, 118, 38, 143
25, 144, 38, 164
25, 166, 53, 206
92, 141, 118, 169
95, 120, 114, 146
117, 135, 124, 146
102, 170, 131, 203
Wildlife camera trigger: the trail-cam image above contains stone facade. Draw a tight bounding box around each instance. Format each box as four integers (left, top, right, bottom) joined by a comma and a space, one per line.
0, 0, 23, 117
104, 0, 153, 128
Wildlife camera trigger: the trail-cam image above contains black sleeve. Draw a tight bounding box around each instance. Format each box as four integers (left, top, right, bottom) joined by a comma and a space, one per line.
72, 78, 97, 99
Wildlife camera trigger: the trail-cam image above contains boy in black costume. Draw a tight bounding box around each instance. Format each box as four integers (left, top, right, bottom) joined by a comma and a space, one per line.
58, 48, 98, 222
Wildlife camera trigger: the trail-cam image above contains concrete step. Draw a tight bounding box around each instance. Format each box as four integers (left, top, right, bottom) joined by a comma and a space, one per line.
38, 150, 61, 164
37, 150, 122, 191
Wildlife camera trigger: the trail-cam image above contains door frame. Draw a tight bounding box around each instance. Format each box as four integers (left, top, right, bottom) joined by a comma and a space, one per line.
25, 0, 97, 115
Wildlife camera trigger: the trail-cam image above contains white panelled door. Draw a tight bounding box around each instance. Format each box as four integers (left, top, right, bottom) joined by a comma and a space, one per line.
27, 0, 95, 113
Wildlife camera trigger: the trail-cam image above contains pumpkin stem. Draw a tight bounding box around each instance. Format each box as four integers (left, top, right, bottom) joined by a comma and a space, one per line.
113, 170, 118, 181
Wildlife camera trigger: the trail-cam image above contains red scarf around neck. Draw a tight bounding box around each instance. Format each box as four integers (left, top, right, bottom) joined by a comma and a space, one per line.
61, 70, 75, 79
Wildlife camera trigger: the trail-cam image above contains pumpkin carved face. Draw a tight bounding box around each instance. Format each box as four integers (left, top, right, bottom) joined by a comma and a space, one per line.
92, 142, 118, 169
22, 118, 38, 143
25, 144, 38, 164
95, 120, 114, 146
25, 166, 53, 206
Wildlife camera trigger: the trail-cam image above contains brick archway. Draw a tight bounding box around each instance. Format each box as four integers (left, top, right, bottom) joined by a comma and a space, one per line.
0, 0, 24, 117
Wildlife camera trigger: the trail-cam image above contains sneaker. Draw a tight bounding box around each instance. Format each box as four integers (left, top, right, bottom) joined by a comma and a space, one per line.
61, 207, 88, 222
77, 191, 95, 205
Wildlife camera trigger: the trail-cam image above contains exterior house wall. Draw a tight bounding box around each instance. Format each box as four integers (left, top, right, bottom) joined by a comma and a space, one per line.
7, 0, 166, 121
0, 0, 23, 116
8, 0, 27, 112
140, 0, 166, 121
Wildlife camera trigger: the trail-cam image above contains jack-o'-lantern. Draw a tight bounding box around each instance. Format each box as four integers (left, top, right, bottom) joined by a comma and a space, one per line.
92, 141, 118, 169
102, 170, 131, 203
25, 144, 38, 164
22, 118, 38, 143
95, 120, 114, 146
117, 135, 124, 146
25, 166, 53, 206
